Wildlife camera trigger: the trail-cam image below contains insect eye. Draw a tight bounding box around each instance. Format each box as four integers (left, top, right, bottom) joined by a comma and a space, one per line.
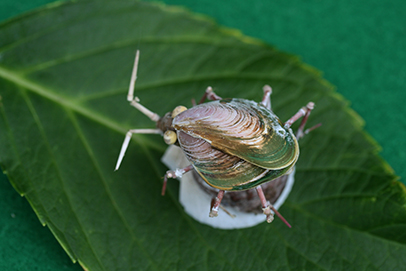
163, 130, 177, 145
171, 105, 187, 118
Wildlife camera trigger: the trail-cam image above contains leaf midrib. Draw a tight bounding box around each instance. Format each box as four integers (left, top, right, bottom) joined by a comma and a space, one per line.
19, 88, 106, 270
66, 109, 162, 270
0, 65, 128, 136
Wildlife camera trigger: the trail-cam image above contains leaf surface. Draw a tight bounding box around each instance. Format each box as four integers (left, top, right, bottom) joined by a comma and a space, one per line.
0, 1, 405, 270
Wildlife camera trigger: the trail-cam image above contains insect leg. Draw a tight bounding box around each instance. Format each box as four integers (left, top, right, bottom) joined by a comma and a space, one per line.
198, 86, 222, 104
162, 165, 194, 195
209, 190, 225, 217
295, 102, 317, 139
284, 102, 314, 129
115, 129, 161, 171
219, 205, 236, 218
260, 85, 272, 110
302, 123, 322, 137
256, 186, 292, 227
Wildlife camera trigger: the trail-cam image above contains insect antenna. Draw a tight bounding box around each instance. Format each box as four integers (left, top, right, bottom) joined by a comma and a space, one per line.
115, 50, 162, 170
126, 50, 160, 121
115, 129, 161, 171
127, 50, 139, 102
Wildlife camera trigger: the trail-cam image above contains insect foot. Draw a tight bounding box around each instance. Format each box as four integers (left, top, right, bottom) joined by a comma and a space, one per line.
162, 166, 193, 196
209, 190, 225, 218
262, 205, 274, 224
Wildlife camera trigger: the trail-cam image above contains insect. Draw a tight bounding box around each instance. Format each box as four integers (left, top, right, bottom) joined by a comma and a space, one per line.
115, 50, 319, 227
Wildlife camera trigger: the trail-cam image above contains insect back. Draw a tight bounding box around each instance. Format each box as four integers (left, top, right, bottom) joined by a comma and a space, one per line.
172, 98, 299, 191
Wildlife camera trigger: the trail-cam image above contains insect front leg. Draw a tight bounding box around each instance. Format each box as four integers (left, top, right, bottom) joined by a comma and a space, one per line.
162, 165, 194, 195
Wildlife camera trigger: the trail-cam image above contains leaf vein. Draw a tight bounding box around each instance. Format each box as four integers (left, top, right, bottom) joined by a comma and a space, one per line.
66, 109, 161, 270
20, 88, 105, 269
19, 37, 262, 75
286, 201, 406, 248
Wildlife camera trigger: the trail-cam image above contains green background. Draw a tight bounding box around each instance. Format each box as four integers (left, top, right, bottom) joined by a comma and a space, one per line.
1, 0, 405, 270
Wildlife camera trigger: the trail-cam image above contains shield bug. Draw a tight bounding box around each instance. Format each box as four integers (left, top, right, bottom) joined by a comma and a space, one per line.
115, 50, 319, 227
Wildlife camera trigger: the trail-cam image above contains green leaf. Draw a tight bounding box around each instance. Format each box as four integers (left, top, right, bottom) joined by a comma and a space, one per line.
0, 0, 405, 270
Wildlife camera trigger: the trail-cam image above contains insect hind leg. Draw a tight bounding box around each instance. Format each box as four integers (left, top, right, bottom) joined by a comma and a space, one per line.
284, 102, 314, 130
198, 86, 222, 104
293, 103, 322, 139
283, 101, 321, 139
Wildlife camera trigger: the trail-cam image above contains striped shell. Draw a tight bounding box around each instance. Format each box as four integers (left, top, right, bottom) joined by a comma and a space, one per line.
172, 99, 299, 191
